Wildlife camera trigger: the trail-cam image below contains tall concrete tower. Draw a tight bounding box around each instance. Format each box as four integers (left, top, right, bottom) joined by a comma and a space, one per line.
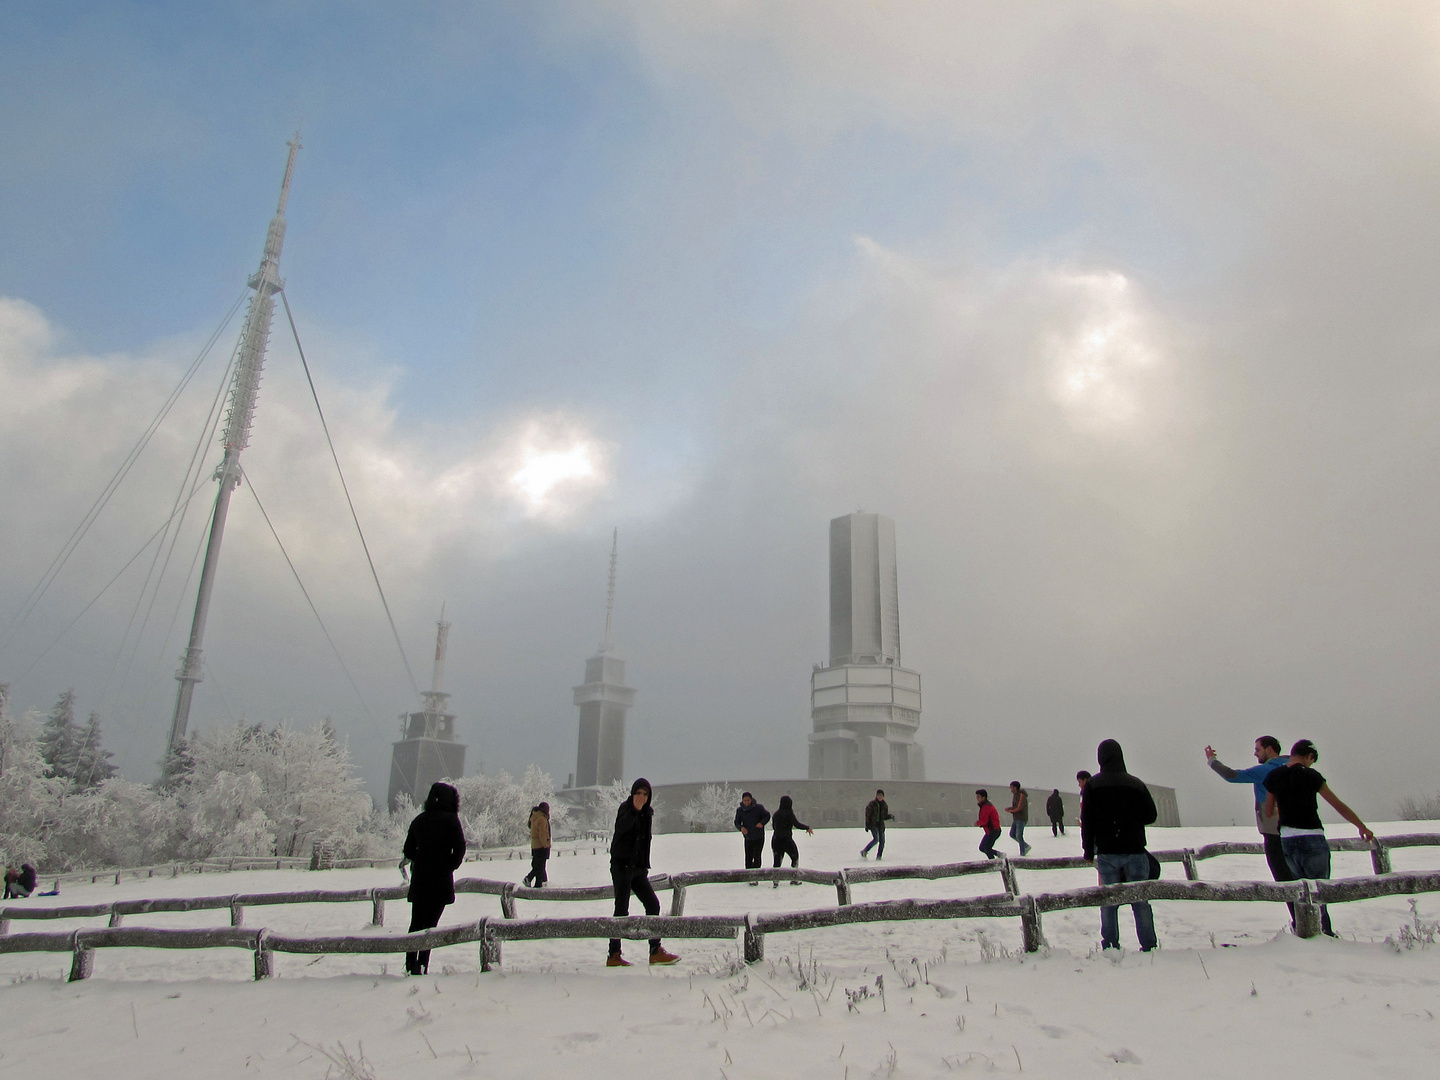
388, 607, 467, 810
808, 513, 924, 780
573, 530, 635, 788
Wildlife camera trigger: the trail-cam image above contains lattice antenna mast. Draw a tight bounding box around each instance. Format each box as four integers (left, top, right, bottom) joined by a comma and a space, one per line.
166, 134, 301, 763
600, 528, 618, 653
422, 603, 451, 715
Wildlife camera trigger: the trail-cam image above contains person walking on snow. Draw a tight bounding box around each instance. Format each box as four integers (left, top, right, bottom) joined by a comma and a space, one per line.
975, 789, 1003, 859
1205, 736, 1296, 925
1263, 739, 1373, 939
607, 778, 680, 967
860, 789, 893, 859
523, 801, 551, 888
402, 781, 467, 976
1046, 789, 1066, 836
769, 795, 814, 886
1005, 781, 1032, 856
735, 792, 772, 883
1081, 740, 1159, 952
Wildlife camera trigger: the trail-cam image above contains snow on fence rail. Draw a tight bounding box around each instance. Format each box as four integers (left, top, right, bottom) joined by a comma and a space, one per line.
3, 834, 1438, 982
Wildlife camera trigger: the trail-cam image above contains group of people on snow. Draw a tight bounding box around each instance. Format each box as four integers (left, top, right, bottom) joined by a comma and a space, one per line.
391, 730, 1373, 970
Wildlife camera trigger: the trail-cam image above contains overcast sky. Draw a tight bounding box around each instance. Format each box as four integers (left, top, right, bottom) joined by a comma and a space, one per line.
2, 2, 1438, 825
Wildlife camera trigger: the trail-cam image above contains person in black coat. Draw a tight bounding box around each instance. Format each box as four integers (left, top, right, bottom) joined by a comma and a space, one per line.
1080, 740, 1158, 952
608, 778, 679, 967
1046, 789, 1066, 836
769, 795, 814, 885
402, 782, 467, 975
734, 792, 772, 879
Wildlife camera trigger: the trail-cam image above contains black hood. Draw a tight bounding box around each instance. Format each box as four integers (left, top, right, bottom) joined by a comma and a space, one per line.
425, 781, 459, 813
630, 777, 652, 798
778, 795, 793, 811
1097, 739, 1127, 774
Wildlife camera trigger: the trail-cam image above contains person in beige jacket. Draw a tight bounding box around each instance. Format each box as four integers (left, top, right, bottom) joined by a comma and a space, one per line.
523, 802, 551, 887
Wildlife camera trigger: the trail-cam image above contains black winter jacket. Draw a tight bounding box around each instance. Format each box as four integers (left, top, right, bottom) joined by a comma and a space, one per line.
610, 799, 654, 873
771, 803, 809, 840
734, 801, 771, 834
864, 798, 893, 830
1045, 792, 1065, 820
403, 810, 467, 906
1080, 741, 1157, 859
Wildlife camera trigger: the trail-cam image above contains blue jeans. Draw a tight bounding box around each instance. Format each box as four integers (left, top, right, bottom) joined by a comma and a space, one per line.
1096, 853, 1157, 951
1281, 834, 1335, 936
979, 827, 1002, 859
1009, 820, 1030, 854
861, 827, 885, 858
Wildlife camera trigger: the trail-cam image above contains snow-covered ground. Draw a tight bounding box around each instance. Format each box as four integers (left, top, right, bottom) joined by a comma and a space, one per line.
3, 823, 1439, 1077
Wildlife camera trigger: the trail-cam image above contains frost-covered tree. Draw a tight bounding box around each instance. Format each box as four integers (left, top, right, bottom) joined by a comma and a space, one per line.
680, 783, 740, 832
174, 720, 371, 859
0, 686, 68, 867
71, 712, 116, 788
38, 689, 78, 780
52, 779, 181, 869
1398, 792, 1440, 821
451, 765, 564, 849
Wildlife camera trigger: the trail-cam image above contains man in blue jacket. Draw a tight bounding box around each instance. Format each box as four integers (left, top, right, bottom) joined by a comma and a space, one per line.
1205, 736, 1296, 924
734, 792, 772, 880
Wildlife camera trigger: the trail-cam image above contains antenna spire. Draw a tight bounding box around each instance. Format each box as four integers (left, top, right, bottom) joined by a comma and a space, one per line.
601, 528, 618, 653
165, 137, 299, 766
421, 603, 451, 715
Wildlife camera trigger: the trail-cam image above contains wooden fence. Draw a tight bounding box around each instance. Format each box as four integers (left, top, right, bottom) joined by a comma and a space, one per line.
3, 834, 1437, 982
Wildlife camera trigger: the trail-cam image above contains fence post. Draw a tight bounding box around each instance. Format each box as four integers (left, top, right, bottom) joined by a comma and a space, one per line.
500, 883, 517, 920
230, 897, 245, 927
999, 858, 1018, 896
0, 917, 9, 936
68, 933, 93, 982
1182, 850, 1199, 881
669, 884, 687, 917
1294, 881, 1322, 938
479, 920, 500, 972
108, 906, 123, 928
835, 870, 852, 906
743, 913, 765, 964
370, 889, 386, 926
1019, 895, 1046, 953
1370, 839, 1392, 875
254, 929, 273, 980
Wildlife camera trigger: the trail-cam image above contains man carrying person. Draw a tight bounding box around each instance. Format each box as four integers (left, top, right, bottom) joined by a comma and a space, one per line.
1205, 736, 1296, 924
975, 789, 1003, 859
1046, 788, 1066, 836
1005, 781, 1033, 856
734, 791, 772, 883
1081, 739, 1159, 953
860, 789, 893, 859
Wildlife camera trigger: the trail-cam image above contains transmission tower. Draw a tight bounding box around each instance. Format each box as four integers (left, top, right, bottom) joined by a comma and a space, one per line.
165, 135, 301, 764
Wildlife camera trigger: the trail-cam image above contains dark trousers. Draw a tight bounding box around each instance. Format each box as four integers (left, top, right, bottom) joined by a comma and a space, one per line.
979, 827, 1002, 859
406, 898, 447, 974
1262, 831, 1298, 927
525, 847, 549, 886
743, 830, 766, 869
609, 866, 662, 956
1282, 834, 1335, 936
1050, 816, 1065, 836
772, 836, 799, 868
861, 826, 885, 858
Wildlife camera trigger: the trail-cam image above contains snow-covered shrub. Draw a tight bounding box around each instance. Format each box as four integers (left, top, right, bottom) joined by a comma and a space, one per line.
450, 765, 564, 849
1398, 792, 1440, 820
0, 689, 67, 867
680, 783, 739, 832
50, 779, 181, 869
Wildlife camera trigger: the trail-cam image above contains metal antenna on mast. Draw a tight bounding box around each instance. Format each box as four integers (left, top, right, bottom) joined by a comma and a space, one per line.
422, 603, 451, 716
165, 134, 301, 765
600, 528, 618, 653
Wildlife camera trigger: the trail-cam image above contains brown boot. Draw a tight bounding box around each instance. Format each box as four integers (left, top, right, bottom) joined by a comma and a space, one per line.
606, 954, 632, 967
649, 948, 680, 966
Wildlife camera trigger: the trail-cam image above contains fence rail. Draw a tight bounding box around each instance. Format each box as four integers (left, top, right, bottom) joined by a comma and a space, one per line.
3, 834, 1438, 982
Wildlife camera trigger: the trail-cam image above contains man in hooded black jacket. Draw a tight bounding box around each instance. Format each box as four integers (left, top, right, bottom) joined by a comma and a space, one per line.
1080, 739, 1158, 952
607, 778, 680, 967
402, 781, 467, 975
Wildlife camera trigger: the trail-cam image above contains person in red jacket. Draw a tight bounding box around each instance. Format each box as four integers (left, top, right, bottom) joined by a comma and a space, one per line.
975, 789, 1003, 860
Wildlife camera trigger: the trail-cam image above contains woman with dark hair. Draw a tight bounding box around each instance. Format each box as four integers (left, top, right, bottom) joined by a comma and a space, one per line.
769, 795, 813, 886
524, 801, 551, 888
402, 781, 467, 975
1263, 739, 1373, 938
